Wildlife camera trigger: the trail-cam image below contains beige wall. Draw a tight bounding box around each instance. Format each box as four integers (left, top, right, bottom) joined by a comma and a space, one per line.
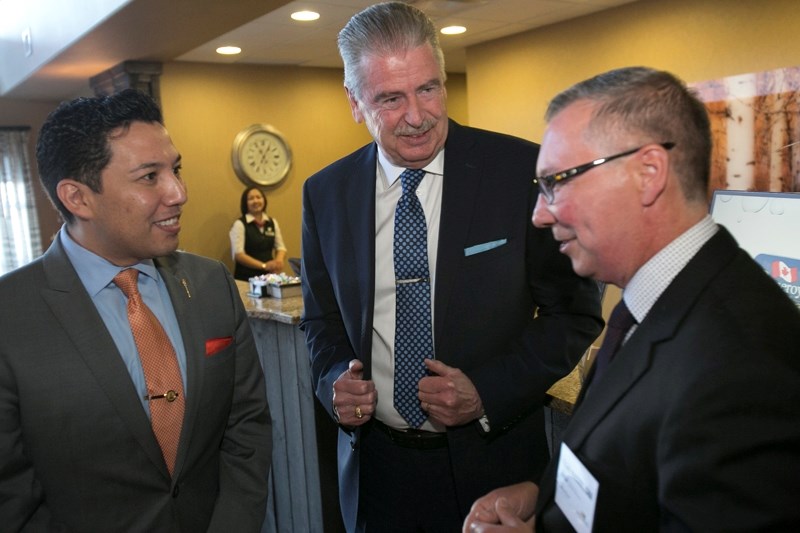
7, 0, 799, 285
467, 0, 800, 142
465, 0, 800, 315
159, 61, 467, 268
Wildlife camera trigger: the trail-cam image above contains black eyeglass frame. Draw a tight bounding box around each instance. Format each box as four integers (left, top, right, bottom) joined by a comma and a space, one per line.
534, 142, 675, 204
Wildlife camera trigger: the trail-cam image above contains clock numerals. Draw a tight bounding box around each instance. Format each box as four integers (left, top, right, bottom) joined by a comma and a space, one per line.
233, 125, 292, 186
246, 140, 282, 175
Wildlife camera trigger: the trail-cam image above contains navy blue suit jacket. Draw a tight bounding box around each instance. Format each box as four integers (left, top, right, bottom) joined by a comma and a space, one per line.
301, 120, 603, 531
536, 227, 800, 531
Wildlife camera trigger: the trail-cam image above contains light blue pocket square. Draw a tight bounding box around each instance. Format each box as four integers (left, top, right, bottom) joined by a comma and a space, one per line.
464, 239, 507, 257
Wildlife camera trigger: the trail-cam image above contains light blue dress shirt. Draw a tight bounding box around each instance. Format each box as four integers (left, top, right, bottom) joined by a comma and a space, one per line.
59, 227, 188, 416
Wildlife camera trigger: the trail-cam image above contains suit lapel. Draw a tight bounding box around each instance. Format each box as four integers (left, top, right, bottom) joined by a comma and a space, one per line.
41, 238, 166, 473
563, 228, 742, 449
540, 228, 741, 510
434, 121, 481, 352
154, 256, 200, 475
344, 145, 379, 370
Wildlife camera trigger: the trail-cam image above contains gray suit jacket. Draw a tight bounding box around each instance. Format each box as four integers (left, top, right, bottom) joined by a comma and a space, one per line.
536, 228, 800, 531
0, 235, 272, 532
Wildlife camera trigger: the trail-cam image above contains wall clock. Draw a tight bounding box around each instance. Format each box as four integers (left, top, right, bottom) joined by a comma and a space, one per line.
231, 124, 292, 187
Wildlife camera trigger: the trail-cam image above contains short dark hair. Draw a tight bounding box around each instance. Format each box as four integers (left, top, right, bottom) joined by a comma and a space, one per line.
240, 186, 267, 217
36, 89, 164, 223
546, 67, 712, 202
338, 1, 446, 100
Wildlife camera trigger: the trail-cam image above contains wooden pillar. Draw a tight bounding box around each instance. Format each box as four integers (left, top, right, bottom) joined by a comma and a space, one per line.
89, 61, 163, 105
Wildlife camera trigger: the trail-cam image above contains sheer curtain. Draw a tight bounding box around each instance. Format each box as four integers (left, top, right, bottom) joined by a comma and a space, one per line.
0, 127, 43, 276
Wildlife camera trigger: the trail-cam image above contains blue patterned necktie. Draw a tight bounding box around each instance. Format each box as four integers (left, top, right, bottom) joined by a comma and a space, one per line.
393, 168, 432, 428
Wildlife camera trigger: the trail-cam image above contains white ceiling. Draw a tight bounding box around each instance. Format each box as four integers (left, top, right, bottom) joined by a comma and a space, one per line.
177, 0, 636, 72
1, 0, 635, 100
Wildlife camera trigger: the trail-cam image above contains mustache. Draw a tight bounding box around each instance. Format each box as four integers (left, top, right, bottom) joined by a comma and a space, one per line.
395, 119, 437, 136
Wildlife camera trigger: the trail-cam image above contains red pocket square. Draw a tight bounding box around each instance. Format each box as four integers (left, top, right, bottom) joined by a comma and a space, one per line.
205, 337, 233, 357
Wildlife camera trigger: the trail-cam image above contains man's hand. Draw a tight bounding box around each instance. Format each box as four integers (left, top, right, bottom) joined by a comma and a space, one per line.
463, 482, 539, 533
418, 359, 483, 427
332, 359, 376, 427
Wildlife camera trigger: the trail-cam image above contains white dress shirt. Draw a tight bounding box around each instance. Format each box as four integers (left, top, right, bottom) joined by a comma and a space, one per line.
623, 215, 719, 336
372, 148, 445, 430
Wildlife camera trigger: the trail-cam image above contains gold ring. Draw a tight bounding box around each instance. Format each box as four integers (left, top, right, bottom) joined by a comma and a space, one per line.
354, 405, 363, 419
424, 402, 430, 411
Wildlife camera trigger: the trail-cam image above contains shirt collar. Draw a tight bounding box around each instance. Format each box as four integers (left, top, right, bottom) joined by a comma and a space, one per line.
624, 215, 718, 322
377, 147, 445, 187
59, 225, 159, 297
244, 213, 268, 223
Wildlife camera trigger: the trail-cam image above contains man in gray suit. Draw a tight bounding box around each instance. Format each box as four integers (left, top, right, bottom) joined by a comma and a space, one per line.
464, 67, 800, 531
0, 89, 272, 531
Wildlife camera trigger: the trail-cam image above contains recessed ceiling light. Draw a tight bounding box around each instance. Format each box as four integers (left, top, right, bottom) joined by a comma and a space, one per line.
216, 46, 242, 55
291, 10, 320, 21
441, 25, 467, 35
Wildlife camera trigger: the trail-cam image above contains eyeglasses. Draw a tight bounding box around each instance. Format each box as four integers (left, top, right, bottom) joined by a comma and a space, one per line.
534, 142, 675, 204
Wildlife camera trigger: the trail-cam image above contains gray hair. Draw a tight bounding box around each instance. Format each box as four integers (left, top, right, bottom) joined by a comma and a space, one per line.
338, 2, 446, 100
547, 66, 712, 202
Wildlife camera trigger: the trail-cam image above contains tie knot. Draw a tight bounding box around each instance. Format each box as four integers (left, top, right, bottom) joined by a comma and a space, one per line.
113, 268, 140, 299
399, 168, 425, 196
608, 300, 636, 330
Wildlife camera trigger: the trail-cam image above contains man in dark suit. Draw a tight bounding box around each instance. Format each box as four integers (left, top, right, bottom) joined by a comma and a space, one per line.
0, 89, 272, 531
464, 67, 800, 532
300, 3, 603, 531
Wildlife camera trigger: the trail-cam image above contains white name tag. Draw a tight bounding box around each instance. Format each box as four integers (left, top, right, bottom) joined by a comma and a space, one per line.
555, 443, 599, 533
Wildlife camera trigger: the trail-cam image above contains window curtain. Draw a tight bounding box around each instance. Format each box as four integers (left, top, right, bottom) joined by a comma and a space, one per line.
0, 127, 43, 276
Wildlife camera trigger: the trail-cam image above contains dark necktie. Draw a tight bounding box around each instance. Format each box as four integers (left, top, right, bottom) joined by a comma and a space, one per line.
114, 268, 185, 475
592, 299, 636, 381
393, 168, 432, 428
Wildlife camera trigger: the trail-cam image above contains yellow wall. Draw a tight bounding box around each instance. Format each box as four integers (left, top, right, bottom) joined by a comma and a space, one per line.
159, 62, 467, 268
465, 0, 800, 315
10, 0, 799, 285
467, 0, 800, 142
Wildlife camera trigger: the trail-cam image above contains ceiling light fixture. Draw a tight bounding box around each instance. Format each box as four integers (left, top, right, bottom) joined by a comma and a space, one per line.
441, 25, 467, 35
291, 10, 320, 21
216, 46, 242, 55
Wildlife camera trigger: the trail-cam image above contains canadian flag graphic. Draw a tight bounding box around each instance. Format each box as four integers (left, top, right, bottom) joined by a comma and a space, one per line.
772, 261, 798, 283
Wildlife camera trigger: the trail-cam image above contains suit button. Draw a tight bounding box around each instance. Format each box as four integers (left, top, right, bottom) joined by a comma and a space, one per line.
172, 484, 180, 498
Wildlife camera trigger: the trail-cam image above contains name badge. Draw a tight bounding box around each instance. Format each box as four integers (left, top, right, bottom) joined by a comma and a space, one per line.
555, 443, 599, 533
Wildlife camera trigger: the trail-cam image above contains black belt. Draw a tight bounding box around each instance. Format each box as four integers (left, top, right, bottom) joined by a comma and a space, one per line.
372, 419, 448, 450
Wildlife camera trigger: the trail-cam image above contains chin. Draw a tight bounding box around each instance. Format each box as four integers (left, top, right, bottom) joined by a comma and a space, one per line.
568, 258, 592, 279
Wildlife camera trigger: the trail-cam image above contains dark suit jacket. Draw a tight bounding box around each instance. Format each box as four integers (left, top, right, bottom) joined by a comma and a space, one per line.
300, 120, 603, 531
536, 227, 800, 532
0, 235, 272, 532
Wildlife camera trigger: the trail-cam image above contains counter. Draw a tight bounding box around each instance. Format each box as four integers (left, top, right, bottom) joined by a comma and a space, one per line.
236, 281, 329, 533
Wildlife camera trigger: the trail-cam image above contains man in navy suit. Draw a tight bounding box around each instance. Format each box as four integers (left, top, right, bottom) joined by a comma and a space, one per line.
300, 3, 603, 531
464, 67, 800, 531
0, 89, 271, 531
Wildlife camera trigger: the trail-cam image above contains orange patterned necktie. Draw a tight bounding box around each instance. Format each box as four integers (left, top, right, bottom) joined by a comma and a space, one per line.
114, 268, 185, 475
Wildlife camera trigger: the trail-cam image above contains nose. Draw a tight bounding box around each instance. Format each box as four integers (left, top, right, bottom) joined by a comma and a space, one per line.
404, 95, 424, 126
165, 172, 188, 206
532, 192, 555, 228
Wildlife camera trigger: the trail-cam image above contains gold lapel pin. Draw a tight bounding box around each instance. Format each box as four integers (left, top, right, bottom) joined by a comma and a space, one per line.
181, 279, 191, 299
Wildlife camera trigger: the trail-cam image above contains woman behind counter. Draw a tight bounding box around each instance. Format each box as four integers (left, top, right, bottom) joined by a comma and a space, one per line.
229, 187, 287, 280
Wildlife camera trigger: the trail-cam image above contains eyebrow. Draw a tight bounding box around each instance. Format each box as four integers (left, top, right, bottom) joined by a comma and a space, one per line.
371, 78, 443, 103
128, 154, 182, 174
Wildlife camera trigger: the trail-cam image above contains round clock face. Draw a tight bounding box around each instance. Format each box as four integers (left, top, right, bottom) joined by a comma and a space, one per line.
232, 124, 292, 187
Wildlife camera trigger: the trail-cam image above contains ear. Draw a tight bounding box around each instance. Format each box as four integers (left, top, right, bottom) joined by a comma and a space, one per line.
56, 179, 95, 221
345, 87, 364, 124
637, 144, 670, 207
